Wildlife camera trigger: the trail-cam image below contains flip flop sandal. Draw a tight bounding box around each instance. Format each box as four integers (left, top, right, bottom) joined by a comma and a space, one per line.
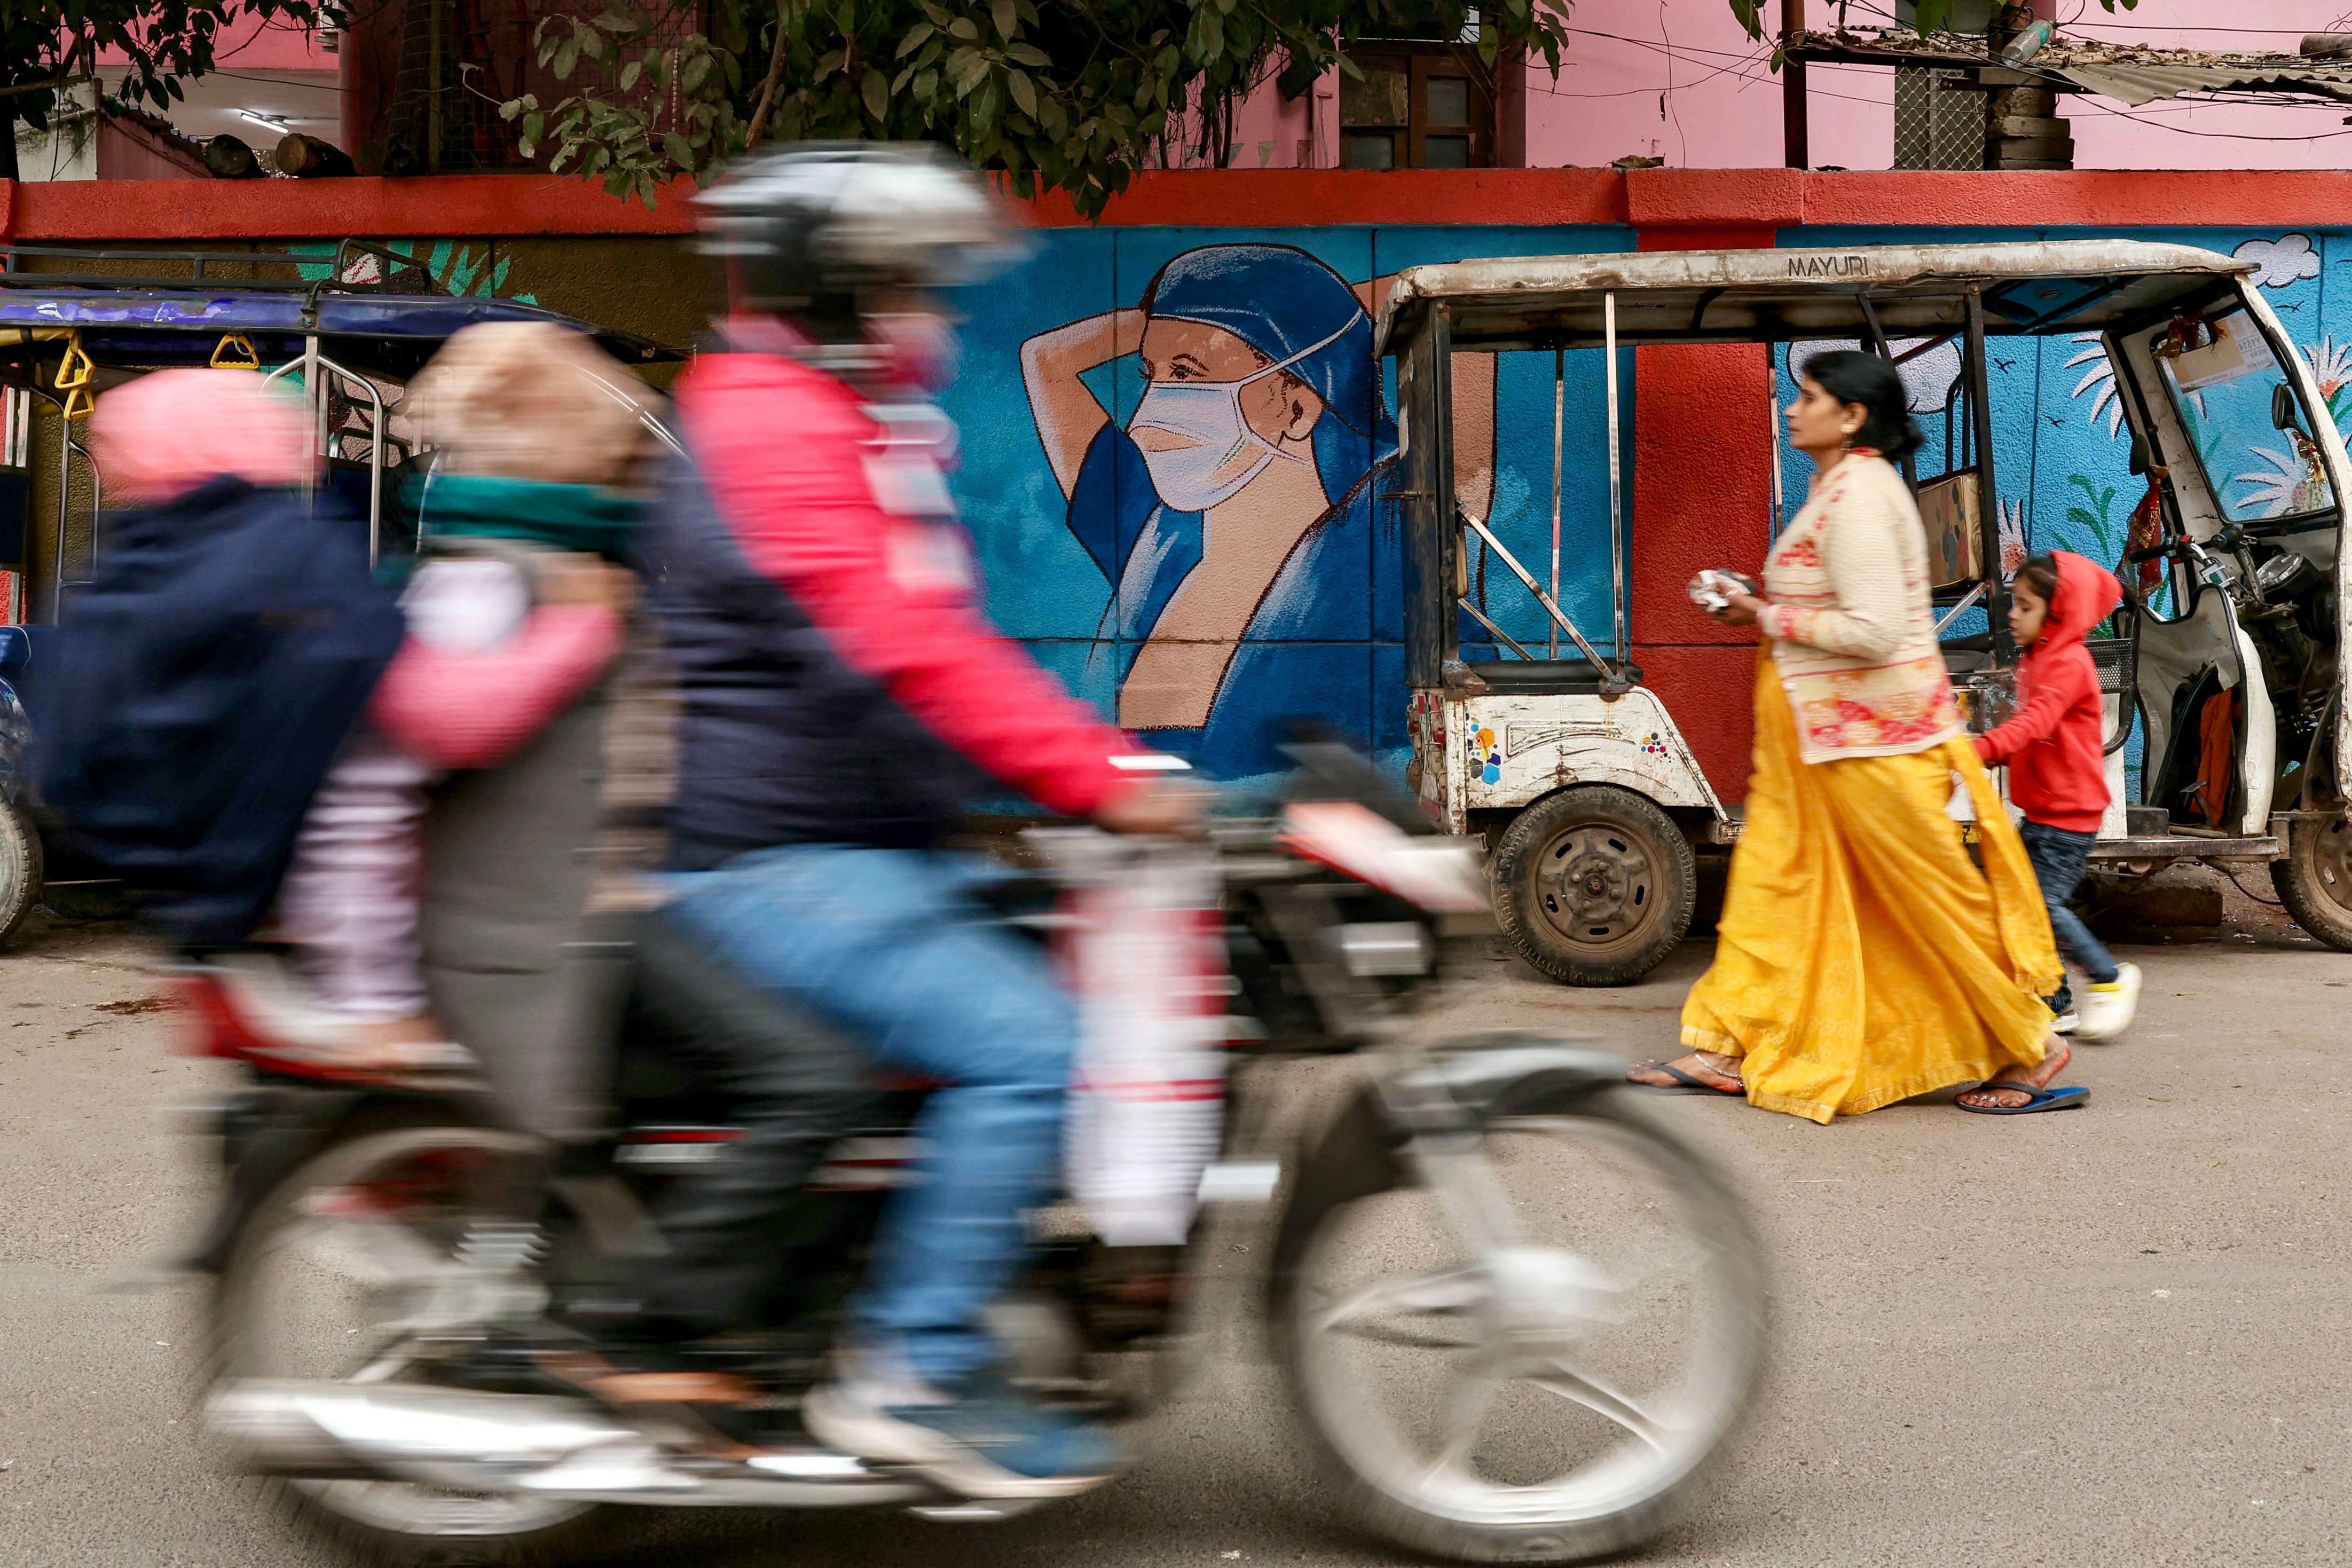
1630, 1061, 1744, 1096
1956, 1081, 2089, 1116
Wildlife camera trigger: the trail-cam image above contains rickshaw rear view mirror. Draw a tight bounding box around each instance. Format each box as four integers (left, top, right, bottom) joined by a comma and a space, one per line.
2272, 380, 2304, 435
2127, 432, 2149, 476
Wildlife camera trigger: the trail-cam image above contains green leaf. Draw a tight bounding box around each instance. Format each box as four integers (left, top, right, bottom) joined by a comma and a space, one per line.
898, 21, 934, 56
553, 38, 580, 78
947, 15, 978, 40
863, 66, 888, 122
663, 130, 692, 167
1197, 6, 1222, 59
682, 50, 712, 92
989, 0, 1013, 40
1006, 67, 1035, 116
1006, 41, 1048, 66
619, 58, 641, 92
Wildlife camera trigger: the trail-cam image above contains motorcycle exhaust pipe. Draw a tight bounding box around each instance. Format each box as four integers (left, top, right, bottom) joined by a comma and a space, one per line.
204, 1378, 935, 1507
206, 1378, 674, 1491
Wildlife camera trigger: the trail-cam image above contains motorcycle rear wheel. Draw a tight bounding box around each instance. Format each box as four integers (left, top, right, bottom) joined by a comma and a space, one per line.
1275, 1085, 1764, 1564
211, 1117, 616, 1567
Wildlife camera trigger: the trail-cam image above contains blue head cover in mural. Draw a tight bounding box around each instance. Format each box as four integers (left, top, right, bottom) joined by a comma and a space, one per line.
1020, 243, 1399, 784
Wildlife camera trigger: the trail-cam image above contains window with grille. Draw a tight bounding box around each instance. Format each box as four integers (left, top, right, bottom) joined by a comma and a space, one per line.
1894, 67, 1985, 171
1340, 44, 1494, 170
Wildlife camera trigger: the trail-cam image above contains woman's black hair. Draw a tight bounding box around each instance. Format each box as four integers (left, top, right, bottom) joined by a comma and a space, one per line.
2014, 553, 2059, 605
1799, 349, 1924, 462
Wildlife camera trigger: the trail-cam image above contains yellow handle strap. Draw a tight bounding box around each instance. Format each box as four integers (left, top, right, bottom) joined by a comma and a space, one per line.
209, 332, 261, 371
54, 334, 95, 419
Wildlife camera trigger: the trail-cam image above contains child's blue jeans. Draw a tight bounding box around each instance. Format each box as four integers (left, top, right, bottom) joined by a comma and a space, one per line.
2018, 819, 2120, 1014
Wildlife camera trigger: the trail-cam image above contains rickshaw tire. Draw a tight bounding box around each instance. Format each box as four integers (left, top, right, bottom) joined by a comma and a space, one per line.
2271, 817, 2352, 952
0, 800, 45, 949
1492, 785, 1695, 988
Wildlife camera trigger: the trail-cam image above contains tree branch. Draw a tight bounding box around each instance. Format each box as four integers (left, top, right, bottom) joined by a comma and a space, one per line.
743, 0, 792, 151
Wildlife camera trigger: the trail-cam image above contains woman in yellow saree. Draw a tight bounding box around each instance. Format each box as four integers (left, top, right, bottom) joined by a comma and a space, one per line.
1627, 351, 2077, 1122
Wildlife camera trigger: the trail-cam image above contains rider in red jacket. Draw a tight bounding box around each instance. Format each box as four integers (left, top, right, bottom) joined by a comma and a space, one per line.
645, 146, 1198, 1501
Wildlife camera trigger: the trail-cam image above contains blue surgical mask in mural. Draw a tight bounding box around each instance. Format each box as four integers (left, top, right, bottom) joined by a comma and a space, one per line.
1125, 316, 1357, 513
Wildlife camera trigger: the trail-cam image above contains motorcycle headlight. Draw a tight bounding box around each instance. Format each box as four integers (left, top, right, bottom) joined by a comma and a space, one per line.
2255, 552, 2316, 597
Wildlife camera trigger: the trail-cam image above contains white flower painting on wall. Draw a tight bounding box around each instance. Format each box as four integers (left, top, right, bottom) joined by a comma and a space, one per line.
2065, 332, 2124, 437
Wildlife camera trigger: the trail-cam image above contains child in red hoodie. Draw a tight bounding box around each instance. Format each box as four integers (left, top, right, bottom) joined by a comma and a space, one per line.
1975, 551, 2142, 1041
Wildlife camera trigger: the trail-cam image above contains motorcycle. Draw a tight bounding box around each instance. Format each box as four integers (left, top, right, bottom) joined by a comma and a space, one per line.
184, 745, 1765, 1566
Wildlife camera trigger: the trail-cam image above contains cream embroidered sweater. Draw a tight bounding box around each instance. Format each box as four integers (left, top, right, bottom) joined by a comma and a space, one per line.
1754, 452, 1962, 765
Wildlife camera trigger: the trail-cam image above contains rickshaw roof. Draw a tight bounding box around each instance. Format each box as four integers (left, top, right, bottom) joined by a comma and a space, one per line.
1375, 240, 2255, 355
0, 287, 683, 380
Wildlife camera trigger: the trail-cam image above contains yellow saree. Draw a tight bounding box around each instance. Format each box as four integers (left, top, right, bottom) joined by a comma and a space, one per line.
1680, 655, 2062, 1124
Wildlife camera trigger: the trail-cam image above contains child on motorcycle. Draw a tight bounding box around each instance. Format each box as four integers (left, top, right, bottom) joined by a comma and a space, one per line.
269, 323, 647, 1070
82, 333, 648, 1070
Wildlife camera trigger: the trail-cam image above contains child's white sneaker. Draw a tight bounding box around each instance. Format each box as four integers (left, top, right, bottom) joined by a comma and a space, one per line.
2050, 1007, 2079, 1035
2074, 963, 2141, 1042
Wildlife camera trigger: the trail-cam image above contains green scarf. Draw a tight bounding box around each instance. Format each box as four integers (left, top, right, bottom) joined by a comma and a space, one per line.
410, 474, 639, 561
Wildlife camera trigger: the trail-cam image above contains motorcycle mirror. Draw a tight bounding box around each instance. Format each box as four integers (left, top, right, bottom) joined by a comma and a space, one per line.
2273, 381, 2304, 435
2127, 430, 2149, 476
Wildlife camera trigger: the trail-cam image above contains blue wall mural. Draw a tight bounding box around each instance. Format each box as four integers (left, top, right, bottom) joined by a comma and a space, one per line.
942, 220, 2346, 798
943, 222, 1635, 795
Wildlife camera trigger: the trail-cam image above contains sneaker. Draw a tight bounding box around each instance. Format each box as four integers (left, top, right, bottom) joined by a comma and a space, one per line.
2050, 1008, 2079, 1036
2074, 963, 2141, 1042
803, 1361, 1120, 1501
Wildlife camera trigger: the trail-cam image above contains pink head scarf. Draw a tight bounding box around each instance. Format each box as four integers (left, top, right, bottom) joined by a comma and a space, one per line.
89, 369, 312, 505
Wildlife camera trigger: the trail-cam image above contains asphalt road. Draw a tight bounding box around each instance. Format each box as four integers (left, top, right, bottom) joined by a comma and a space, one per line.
1, 893, 2345, 1568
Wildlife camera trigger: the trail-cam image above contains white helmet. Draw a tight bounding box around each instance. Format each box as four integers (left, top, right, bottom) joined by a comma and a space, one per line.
695, 143, 1029, 317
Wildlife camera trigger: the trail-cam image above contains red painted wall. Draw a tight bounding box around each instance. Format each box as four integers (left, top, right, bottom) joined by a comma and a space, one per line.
15, 166, 2352, 243
1625, 223, 1775, 803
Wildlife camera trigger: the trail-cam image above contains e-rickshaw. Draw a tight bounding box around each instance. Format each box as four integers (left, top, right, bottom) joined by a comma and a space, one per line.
0, 242, 682, 939
1378, 241, 2352, 984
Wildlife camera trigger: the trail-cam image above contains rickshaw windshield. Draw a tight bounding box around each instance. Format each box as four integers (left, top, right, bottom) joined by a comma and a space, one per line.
2151, 305, 2334, 525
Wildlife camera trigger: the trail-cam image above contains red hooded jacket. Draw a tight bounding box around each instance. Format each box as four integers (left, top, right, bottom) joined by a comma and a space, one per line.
1972, 550, 2123, 834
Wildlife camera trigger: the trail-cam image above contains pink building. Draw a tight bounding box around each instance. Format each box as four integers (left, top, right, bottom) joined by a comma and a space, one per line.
1223, 0, 2352, 172
28, 1, 2352, 178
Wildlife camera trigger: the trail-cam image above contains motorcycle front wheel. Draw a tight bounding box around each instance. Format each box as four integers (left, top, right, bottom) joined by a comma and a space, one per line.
1273, 1084, 1765, 1564
211, 1116, 614, 1567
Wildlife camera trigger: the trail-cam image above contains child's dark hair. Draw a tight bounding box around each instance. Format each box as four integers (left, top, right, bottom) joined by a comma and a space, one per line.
1797, 349, 1925, 461
2014, 554, 2059, 605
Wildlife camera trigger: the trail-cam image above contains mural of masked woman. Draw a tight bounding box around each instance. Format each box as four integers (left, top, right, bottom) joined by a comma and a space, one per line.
1020, 243, 1401, 781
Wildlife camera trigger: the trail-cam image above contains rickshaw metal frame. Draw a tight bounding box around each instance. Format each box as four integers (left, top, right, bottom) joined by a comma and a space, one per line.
0, 247, 687, 622
1378, 240, 2352, 975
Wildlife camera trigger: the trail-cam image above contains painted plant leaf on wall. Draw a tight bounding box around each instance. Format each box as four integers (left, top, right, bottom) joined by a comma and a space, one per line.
286, 240, 538, 305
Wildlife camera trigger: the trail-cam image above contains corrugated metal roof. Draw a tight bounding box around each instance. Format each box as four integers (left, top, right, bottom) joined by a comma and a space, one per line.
1789, 27, 2352, 107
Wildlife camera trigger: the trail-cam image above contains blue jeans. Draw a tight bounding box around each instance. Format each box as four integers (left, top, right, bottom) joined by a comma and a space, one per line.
2018, 820, 2120, 1013
662, 844, 1077, 1385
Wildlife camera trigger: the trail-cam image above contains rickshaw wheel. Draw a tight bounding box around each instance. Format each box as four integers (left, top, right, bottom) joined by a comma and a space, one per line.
1493, 786, 1695, 987
2272, 815, 2352, 952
